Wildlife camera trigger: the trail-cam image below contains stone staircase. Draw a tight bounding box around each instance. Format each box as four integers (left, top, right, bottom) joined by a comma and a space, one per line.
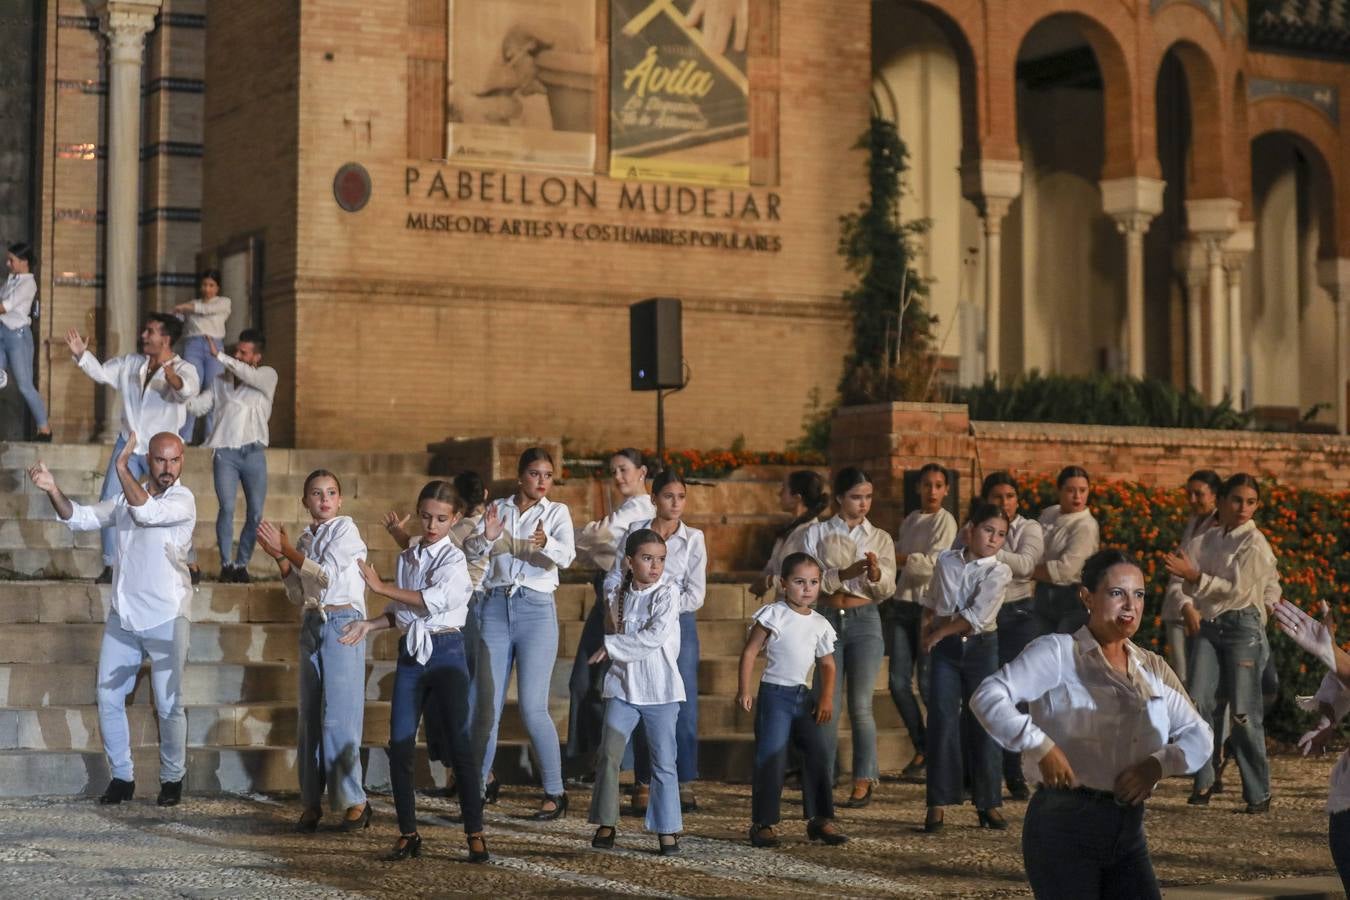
0, 441, 914, 796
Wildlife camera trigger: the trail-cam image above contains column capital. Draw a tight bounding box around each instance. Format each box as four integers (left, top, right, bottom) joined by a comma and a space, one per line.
1100, 176, 1165, 235
96, 1, 162, 62
1223, 222, 1255, 273
1185, 197, 1242, 245
960, 158, 1023, 218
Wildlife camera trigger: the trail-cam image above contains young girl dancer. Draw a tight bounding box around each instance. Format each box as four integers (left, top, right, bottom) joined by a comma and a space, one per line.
588, 529, 684, 855
888, 462, 957, 782
920, 501, 1012, 832
465, 448, 575, 819
340, 480, 488, 863
750, 470, 828, 603
257, 470, 370, 833
569, 449, 655, 767
1033, 465, 1100, 635
740, 552, 847, 848
789, 467, 896, 808
1161, 469, 1222, 682
172, 269, 231, 443
604, 468, 707, 812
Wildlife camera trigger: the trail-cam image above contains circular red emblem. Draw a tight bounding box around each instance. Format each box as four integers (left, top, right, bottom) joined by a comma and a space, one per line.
333, 163, 372, 212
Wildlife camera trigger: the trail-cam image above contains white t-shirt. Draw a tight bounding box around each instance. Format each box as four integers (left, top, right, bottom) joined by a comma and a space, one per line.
752, 601, 837, 688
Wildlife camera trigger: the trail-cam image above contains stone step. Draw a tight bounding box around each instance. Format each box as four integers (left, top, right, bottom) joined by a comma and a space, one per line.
0, 442, 433, 475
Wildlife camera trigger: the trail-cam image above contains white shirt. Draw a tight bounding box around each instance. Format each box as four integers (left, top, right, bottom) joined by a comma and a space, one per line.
64, 483, 196, 631
972, 627, 1213, 793
449, 513, 488, 590
1180, 518, 1281, 623
602, 580, 685, 705
75, 351, 201, 453
187, 352, 277, 449
281, 515, 368, 616
1039, 505, 1100, 585
1312, 672, 1350, 814
998, 515, 1044, 604
894, 509, 958, 603
752, 600, 836, 688
923, 548, 1013, 635
181, 295, 232, 338
574, 493, 656, 571
391, 534, 473, 664
463, 496, 576, 594
0, 273, 36, 330
758, 520, 817, 602
604, 518, 707, 614
1162, 511, 1218, 622
790, 515, 897, 603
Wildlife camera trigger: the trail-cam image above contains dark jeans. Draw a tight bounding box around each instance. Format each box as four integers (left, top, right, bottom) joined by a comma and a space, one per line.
752, 682, 833, 826
1187, 607, 1270, 805
1330, 809, 1350, 892
884, 601, 928, 755
390, 632, 482, 835
1022, 789, 1159, 899
996, 598, 1041, 786
1034, 582, 1087, 635
565, 573, 609, 761
634, 612, 700, 784
926, 631, 1001, 809
815, 603, 884, 781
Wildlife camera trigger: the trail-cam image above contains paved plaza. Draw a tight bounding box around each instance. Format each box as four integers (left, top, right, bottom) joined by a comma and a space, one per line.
0, 755, 1344, 898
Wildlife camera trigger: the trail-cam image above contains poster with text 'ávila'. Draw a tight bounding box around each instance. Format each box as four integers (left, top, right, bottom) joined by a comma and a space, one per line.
610, 0, 750, 186
447, 0, 596, 172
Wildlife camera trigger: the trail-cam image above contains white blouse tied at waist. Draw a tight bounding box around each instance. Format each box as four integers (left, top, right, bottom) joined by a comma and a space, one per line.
604, 518, 707, 614
603, 580, 685, 706
972, 627, 1213, 793
391, 534, 473, 665
791, 515, 897, 603
281, 515, 368, 618
463, 496, 576, 594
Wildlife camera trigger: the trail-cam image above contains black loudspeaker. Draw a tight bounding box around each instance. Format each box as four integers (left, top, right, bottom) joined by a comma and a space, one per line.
630, 297, 683, 390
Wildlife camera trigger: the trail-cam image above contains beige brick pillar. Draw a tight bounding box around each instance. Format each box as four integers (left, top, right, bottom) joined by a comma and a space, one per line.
961, 159, 1023, 381
1317, 258, 1350, 434
96, 1, 161, 441
1186, 199, 1241, 404
1102, 177, 1165, 378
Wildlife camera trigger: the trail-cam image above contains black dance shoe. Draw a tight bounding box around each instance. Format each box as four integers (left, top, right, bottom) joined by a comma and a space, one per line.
841, 781, 873, 808
532, 792, 567, 821
99, 777, 135, 805
658, 833, 680, 856
387, 832, 422, 860
156, 779, 183, 807
591, 826, 616, 849
467, 832, 490, 863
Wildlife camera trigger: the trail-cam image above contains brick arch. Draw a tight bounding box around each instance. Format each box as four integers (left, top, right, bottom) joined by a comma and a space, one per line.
1010, 8, 1147, 180
1249, 98, 1343, 255
1155, 41, 1227, 200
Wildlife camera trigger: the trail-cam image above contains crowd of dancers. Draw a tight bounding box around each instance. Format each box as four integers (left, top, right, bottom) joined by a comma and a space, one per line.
7, 249, 1347, 897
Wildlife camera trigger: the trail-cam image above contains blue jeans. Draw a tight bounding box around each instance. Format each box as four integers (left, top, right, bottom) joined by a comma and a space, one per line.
1022, 788, 1160, 899
100, 434, 148, 566
0, 323, 48, 428
97, 611, 188, 783
565, 573, 608, 761
179, 335, 222, 441
1330, 809, 1350, 892
884, 601, 928, 755
589, 698, 681, 834
634, 611, 700, 784
816, 603, 884, 781
1187, 607, 1270, 805
212, 442, 268, 568
752, 682, 833, 826
927, 631, 1001, 809
390, 631, 482, 835
297, 608, 367, 811
996, 598, 1042, 785
473, 585, 563, 795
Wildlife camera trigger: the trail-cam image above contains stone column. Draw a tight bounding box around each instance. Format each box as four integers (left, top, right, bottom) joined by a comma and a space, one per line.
1186, 199, 1241, 403
1223, 224, 1254, 407
1317, 258, 1350, 433
96, 1, 162, 441
961, 159, 1023, 381
1175, 241, 1207, 392
1102, 177, 1165, 378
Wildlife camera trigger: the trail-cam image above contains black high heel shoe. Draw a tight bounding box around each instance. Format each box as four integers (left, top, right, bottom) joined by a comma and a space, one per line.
484, 777, 501, 805
977, 808, 1007, 830
387, 832, 422, 860
806, 817, 849, 845
532, 792, 567, 821
591, 826, 616, 849
339, 802, 372, 832
658, 833, 681, 856
841, 781, 873, 809
467, 832, 490, 863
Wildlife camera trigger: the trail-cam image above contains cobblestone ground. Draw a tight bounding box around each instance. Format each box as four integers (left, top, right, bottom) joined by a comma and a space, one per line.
0, 756, 1341, 898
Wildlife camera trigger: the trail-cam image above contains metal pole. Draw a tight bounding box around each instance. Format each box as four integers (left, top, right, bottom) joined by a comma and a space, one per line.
656, 389, 666, 469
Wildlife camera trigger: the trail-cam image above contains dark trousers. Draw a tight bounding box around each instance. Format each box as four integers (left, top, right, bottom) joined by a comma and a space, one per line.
752, 682, 834, 826
884, 601, 928, 755
565, 573, 609, 761
1022, 788, 1159, 899
926, 631, 1001, 809
389, 632, 483, 835
1330, 809, 1350, 892
996, 598, 1041, 786
1034, 582, 1087, 635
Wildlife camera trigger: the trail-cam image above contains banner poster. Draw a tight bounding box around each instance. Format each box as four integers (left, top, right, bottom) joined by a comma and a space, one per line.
446, 0, 597, 171
610, 0, 750, 186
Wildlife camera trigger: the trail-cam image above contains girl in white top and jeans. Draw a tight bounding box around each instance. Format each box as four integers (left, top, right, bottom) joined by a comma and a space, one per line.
0, 243, 50, 439
1033, 465, 1100, 635
973, 549, 1213, 899
171, 269, 231, 443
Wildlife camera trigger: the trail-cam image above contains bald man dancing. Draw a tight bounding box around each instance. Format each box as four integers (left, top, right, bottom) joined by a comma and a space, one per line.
30, 431, 196, 807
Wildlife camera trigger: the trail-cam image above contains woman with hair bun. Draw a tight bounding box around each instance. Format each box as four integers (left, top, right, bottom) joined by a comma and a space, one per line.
751, 470, 829, 603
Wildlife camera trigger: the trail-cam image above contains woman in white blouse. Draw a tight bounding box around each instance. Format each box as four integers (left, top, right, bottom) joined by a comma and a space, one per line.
171, 269, 231, 443
1161, 469, 1222, 682
789, 467, 897, 807
1032, 466, 1100, 635
973, 549, 1213, 899
749, 470, 829, 603
0, 243, 51, 440
1163, 472, 1280, 813
568, 449, 654, 767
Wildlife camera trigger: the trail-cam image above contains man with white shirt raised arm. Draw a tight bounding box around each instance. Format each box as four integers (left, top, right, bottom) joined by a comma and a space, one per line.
29, 431, 197, 808
66, 314, 200, 584
184, 330, 277, 583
